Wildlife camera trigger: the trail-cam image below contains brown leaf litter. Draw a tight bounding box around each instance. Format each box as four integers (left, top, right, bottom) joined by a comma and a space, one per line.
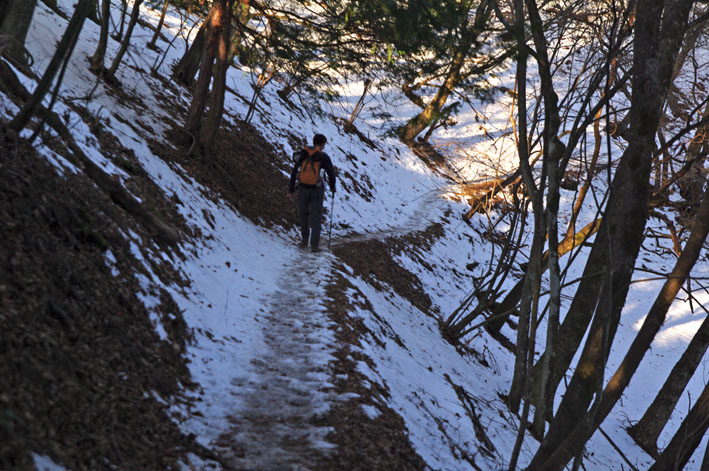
0, 129, 210, 470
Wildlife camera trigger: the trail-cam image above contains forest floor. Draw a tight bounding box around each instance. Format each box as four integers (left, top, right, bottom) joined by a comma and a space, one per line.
14, 2, 697, 469
0, 116, 455, 470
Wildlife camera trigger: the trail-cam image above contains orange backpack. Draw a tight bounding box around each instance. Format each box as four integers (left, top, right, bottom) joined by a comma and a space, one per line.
298, 149, 322, 186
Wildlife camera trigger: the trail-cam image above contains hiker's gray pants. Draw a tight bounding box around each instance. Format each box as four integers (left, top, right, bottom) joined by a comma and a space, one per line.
297, 186, 324, 248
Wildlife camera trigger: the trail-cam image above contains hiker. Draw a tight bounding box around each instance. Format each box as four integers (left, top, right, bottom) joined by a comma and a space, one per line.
288, 134, 336, 252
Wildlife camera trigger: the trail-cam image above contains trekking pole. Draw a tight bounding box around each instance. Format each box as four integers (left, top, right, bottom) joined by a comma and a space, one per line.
328, 193, 335, 250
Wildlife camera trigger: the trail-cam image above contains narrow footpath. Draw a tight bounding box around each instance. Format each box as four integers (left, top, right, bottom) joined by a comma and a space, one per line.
223, 250, 337, 470
219, 188, 451, 470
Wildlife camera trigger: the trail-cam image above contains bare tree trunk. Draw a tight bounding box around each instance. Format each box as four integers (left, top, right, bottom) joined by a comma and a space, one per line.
648, 382, 709, 471
506, 0, 542, 413
396, 1, 491, 144
530, 57, 617, 437
172, 9, 212, 86
527, 0, 695, 468
106, 0, 144, 80
200, 2, 232, 146
396, 47, 467, 144
532, 113, 562, 439
515, 0, 568, 437
506, 7, 536, 469
532, 179, 709, 470
87, 0, 100, 24
89, 0, 111, 73
678, 99, 709, 219
226, 0, 249, 65
114, 0, 127, 40
146, 0, 170, 50
565, 58, 617, 240
508, 205, 545, 412
9, 0, 93, 132
185, 0, 233, 153
185, 3, 222, 136
627, 313, 709, 456
0, 0, 37, 64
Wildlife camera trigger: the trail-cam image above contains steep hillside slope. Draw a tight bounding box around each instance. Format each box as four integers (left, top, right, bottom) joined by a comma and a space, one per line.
1, 2, 481, 469
0, 130, 201, 470
2, 2, 709, 471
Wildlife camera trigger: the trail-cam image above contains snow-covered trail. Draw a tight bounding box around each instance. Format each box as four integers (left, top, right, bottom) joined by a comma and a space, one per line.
221, 250, 338, 470
332, 186, 454, 246
214, 187, 452, 470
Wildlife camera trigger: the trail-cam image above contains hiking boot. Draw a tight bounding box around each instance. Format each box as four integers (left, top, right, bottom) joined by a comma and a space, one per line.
311, 246, 321, 253
299, 240, 308, 249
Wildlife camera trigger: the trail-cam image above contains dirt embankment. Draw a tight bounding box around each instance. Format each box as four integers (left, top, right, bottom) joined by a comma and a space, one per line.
1, 70, 452, 469
332, 222, 445, 316
316, 268, 428, 471
0, 56, 308, 469
0, 129, 204, 470
159, 119, 299, 231
316, 221, 447, 471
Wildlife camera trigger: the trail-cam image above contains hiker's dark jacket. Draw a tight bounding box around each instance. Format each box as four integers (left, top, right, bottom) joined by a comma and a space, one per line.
288, 149, 336, 194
